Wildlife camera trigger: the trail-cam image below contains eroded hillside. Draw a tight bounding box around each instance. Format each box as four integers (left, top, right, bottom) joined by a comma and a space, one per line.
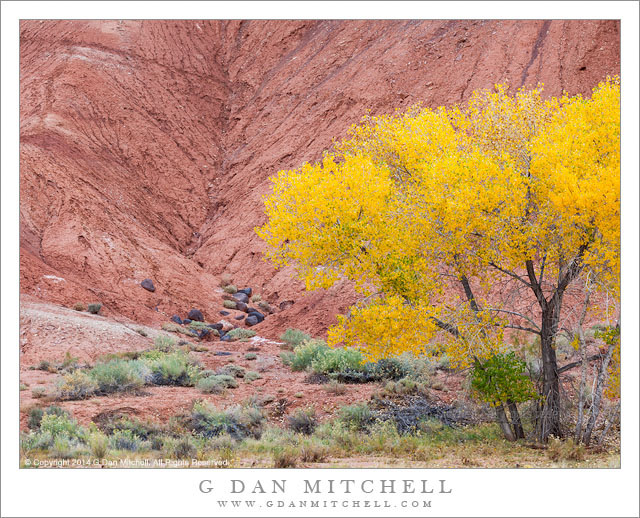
20, 20, 620, 336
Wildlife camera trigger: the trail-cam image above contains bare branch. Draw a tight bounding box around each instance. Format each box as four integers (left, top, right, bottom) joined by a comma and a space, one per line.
558, 354, 602, 374
502, 324, 541, 335
431, 317, 460, 338
488, 261, 532, 288
484, 307, 541, 331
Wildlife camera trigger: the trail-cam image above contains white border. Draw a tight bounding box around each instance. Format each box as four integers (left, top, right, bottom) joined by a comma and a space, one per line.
2, 2, 638, 517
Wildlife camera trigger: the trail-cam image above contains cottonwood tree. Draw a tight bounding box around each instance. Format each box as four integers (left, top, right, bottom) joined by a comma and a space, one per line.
257, 79, 620, 442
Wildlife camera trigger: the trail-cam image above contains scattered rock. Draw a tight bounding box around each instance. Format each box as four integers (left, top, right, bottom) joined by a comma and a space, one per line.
235, 301, 249, 313
214, 351, 232, 356
237, 287, 252, 297
141, 278, 156, 292
170, 315, 183, 325
199, 328, 218, 342
232, 292, 249, 304
234, 314, 245, 321
220, 334, 232, 342
207, 323, 223, 331
245, 315, 259, 327
248, 310, 265, 323
218, 320, 234, 332
220, 310, 230, 316
279, 300, 294, 311
187, 309, 204, 322
183, 319, 192, 325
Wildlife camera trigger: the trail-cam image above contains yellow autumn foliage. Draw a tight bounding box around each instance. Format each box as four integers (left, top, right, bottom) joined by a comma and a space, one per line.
257, 78, 620, 369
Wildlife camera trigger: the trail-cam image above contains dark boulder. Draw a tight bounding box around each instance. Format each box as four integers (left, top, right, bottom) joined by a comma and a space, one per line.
248, 310, 265, 323
187, 309, 204, 322
214, 351, 232, 356
220, 334, 232, 342
183, 319, 192, 325
170, 315, 183, 325
141, 278, 156, 292
234, 314, 245, 321
207, 323, 223, 331
232, 292, 249, 304
237, 287, 252, 297
220, 310, 230, 316
235, 301, 249, 313
245, 315, 259, 327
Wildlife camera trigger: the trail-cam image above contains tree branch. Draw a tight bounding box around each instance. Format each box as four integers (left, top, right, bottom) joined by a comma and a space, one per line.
488, 261, 532, 288
502, 324, 541, 335
431, 317, 460, 338
460, 274, 481, 313
484, 307, 541, 332
558, 354, 602, 374
525, 259, 546, 309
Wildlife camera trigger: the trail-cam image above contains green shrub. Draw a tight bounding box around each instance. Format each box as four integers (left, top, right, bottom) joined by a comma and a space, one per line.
189, 401, 265, 440
154, 334, 177, 351
244, 352, 257, 360
89, 359, 149, 394
110, 429, 143, 452
312, 347, 364, 374
225, 328, 256, 341
257, 300, 273, 314
223, 300, 237, 310
143, 351, 201, 386
187, 320, 211, 330
73, 302, 85, 312
217, 364, 246, 378
272, 447, 298, 468
28, 407, 44, 429
29, 405, 70, 431
288, 408, 317, 435
31, 387, 46, 399
280, 328, 311, 349
338, 403, 374, 431
323, 381, 347, 395
470, 352, 537, 406
174, 437, 197, 459
223, 284, 238, 294
299, 438, 329, 463
87, 303, 102, 315
56, 370, 99, 400
383, 377, 420, 395
244, 371, 261, 382
40, 413, 85, 441
88, 431, 109, 458
37, 360, 56, 373
196, 375, 237, 393
250, 294, 262, 303
51, 435, 79, 459
282, 339, 329, 371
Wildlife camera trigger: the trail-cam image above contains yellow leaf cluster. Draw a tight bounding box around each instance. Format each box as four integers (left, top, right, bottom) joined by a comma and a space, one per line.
257, 78, 620, 366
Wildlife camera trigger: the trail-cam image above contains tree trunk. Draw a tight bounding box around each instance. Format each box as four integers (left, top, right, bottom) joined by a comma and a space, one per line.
574, 327, 588, 442
583, 342, 616, 446
538, 302, 562, 441
496, 404, 516, 441
507, 400, 525, 439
